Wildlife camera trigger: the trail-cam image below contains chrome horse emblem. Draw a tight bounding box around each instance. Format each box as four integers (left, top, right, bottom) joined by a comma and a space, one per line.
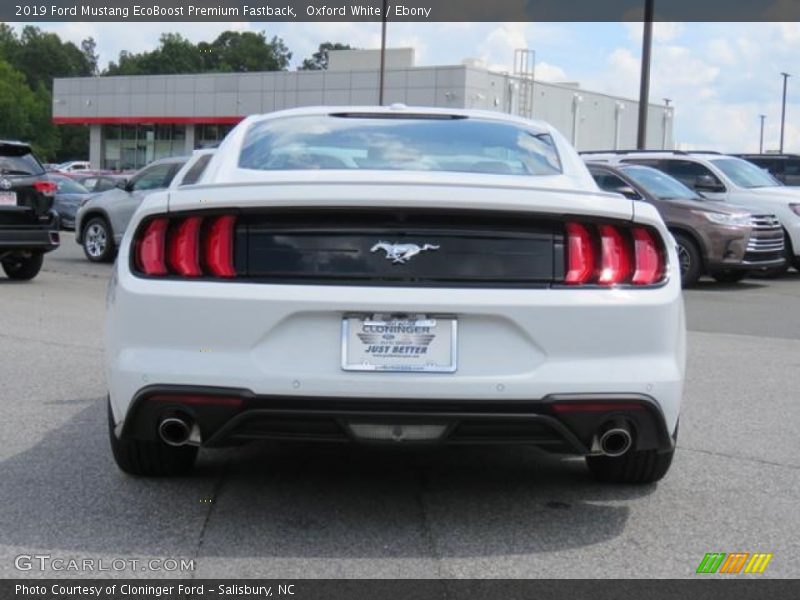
370, 241, 440, 264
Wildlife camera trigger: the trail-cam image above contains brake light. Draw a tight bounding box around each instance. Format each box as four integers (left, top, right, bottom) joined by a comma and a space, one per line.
631, 227, 664, 285
597, 224, 632, 285
565, 223, 596, 284
134, 214, 237, 278
33, 180, 57, 197
136, 218, 168, 276
205, 215, 237, 278
564, 221, 665, 286
167, 216, 202, 277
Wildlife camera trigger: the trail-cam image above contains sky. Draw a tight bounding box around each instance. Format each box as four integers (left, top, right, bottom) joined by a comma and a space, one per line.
14, 21, 800, 152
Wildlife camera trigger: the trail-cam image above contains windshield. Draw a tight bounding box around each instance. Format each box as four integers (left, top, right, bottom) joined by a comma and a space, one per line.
239, 115, 563, 176
710, 158, 780, 188
46, 174, 89, 194
620, 165, 699, 200
0, 146, 44, 176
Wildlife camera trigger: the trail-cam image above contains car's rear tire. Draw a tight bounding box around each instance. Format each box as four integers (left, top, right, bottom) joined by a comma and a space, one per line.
82, 217, 116, 263
673, 232, 702, 287
711, 270, 747, 284
1, 251, 44, 281
108, 399, 197, 477
586, 447, 675, 484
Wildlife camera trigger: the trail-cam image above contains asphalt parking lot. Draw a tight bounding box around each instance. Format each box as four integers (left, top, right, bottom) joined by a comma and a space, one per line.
1, 233, 799, 579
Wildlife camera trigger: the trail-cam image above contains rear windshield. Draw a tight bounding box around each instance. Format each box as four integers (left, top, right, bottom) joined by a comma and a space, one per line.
0, 145, 44, 176
238, 115, 562, 176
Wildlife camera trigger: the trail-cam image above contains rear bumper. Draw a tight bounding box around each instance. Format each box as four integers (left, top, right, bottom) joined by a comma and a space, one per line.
119, 386, 675, 454
0, 219, 60, 253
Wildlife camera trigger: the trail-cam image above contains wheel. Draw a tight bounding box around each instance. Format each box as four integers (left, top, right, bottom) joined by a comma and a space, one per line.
108, 399, 197, 477
1, 252, 44, 281
586, 447, 675, 484
792, 255, 800, 272
711, 271, 747, 284
673, 232, 702, 287
82, 217, 116, 263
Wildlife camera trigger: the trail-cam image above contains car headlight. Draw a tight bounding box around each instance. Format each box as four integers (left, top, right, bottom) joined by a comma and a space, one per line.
700, 212, 751, 227
790, 203, 800, 217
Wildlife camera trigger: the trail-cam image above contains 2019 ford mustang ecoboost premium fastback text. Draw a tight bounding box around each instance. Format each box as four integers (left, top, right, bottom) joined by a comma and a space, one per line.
106, 106, 685, 483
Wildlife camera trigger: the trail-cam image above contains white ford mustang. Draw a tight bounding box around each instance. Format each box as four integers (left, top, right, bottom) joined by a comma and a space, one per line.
106, 106, 685, 483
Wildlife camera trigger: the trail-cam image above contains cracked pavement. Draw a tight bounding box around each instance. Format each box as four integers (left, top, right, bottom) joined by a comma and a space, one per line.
1, 233, 798, 578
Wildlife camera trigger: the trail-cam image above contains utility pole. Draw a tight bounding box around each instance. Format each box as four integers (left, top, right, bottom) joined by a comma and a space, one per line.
378, 0, 388, 105
780, 72, 790, 153
637, 0, 655, 149
759, 114, 766, 153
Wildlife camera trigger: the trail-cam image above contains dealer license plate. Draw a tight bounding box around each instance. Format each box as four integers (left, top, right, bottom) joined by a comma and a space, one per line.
341, 314, 457, 373
0, 192, 17, 206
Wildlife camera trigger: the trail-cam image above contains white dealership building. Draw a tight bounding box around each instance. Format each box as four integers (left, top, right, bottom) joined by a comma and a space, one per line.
51, 48, 674, 170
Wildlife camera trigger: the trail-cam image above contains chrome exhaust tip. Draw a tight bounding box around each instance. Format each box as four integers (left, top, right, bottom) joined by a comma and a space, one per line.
598, 425, 633, 457
158, 417, 193, 447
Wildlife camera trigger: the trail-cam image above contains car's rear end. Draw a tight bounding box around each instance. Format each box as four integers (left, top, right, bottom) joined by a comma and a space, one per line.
106, 108, 685, 483
0, 141, 60, 280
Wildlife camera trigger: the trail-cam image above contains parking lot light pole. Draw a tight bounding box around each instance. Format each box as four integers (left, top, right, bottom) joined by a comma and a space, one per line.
379, 0, 388, 105
760, 114, 766, 153
780, 72, 790, 153
637, 0, 655, 149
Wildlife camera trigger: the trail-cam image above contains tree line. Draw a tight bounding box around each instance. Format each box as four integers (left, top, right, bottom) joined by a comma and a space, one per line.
0, 25, 351, 161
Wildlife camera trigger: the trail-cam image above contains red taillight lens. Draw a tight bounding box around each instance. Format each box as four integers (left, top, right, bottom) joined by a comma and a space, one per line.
133, 214, 236, 278
205, 215, 237, 278
565, 222, 596, 284
565, 221, 664, 287
167, 216, 203, 277
597, 224, 632, 285
136, 218, 169, 276
631, 226, 664, 285
33, 180, 57, 197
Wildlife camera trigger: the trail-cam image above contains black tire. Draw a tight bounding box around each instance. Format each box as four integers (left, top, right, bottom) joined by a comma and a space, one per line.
673, 232, 702, 288
792, 255, 800, 272
108, 399, 197, 477
586, 447, 675, 484
82, 216, 116, 263
711, 271, 747, 284
1, 251, 44, 281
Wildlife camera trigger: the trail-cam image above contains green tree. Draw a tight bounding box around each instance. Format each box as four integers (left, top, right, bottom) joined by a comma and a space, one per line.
200, 31, 291, 72
300, 42, 353, 70
0, 58, 59, 158
106, 33, 204, 75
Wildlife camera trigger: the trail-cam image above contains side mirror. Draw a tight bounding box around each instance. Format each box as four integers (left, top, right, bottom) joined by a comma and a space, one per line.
614, 185, 641, 200
694, 174, 725, 193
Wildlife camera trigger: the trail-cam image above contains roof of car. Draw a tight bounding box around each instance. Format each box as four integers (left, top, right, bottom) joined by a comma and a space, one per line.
580, 150, 731, 161
0, 140, 32, 149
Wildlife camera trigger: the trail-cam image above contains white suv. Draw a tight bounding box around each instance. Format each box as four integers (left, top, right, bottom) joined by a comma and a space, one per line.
106, 106, 685, 484
582, 151, 800, 272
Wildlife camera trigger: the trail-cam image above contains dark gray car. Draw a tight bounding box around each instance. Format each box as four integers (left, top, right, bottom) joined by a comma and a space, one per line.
45, 173, 91, 230
587, 162, 785, 286
74, 156, 186, 262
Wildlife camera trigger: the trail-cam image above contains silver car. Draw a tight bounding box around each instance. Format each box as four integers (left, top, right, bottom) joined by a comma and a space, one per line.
75, 157, 186, 262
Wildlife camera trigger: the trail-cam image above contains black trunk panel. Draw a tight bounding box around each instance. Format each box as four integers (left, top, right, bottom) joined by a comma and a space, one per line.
238, 209, 564, 286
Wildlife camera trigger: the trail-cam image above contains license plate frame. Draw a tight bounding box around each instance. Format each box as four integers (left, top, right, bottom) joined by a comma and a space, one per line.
341, 314, 458, 373
0, 191, 17, 206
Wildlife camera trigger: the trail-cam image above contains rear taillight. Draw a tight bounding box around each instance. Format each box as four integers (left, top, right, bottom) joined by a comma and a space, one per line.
33, 180, 57, 197
564, 221, 665, 286
134, 214, 237, 278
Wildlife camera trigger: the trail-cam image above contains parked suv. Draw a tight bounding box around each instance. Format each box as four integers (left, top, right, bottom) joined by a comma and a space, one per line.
582, 151, 800, 273
735, 154, 800, 186
586, 162, 784, 285
75, 156, 186, 262
0, 140, 60, 280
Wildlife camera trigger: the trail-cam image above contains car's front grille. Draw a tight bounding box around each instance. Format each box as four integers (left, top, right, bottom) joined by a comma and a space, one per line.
749, 214, 781, 230
747, 214, 784, 255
